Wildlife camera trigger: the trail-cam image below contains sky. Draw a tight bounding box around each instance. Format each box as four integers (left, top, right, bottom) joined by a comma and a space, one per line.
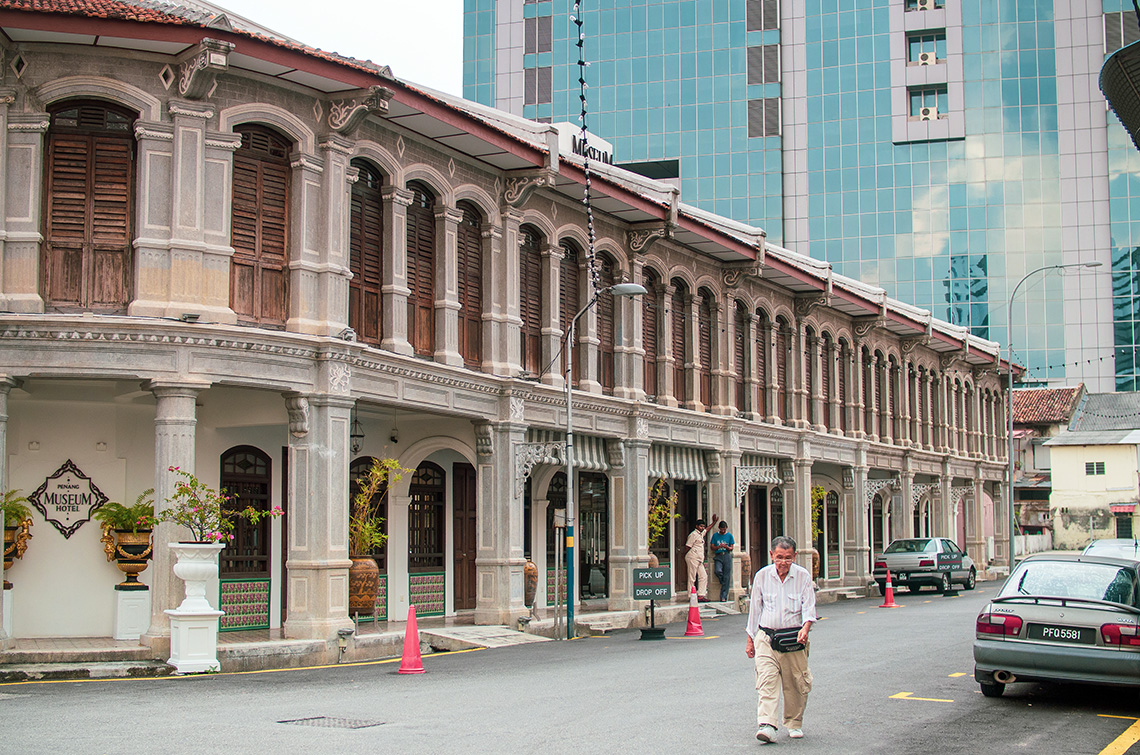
214, 0, 465, 96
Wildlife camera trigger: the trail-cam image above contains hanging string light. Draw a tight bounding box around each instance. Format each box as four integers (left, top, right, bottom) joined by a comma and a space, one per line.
571, 0, 600, 294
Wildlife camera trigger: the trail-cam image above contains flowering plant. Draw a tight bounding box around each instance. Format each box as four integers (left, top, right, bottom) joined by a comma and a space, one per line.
161, 467, 282, 543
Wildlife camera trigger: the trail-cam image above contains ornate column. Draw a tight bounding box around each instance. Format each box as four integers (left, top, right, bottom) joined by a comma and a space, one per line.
827, 339, 842, 433
129, 104, 181, 319
1, 111, 48, 312
850, 459, 870, 582
381, 185, 414, 355
899, 364, 912, 447
787, 455, 814, 574
609, 434, 650, 612
712, 298, 734, 415
141, 380, 209, 656
867, 353, 880, 442
433, 206, 465, 367
0, 376, 16, 648
682, 292, 699, 410
744, 313, 762, 421
283, 392, 355, 640
810, 333, 825, 432
492, 208, 521, 375
899, 470, 915, 539
763, 319, 779, 424
544, 244, 566, 389
967, 468, 986, 570
285, 150, 328, 335
309, 134, 355, 337
614, 257, 645, 401
793, 323, 809, 428
474, 420, 528, 624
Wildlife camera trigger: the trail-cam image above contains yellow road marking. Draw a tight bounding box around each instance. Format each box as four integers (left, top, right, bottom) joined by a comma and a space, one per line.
923, 600, 932, 604
890, 691, 953, 703
669, 634, 720, 640
1098, 715, 1140, 755
948, 672, 967, 677
856, 611, 866, 614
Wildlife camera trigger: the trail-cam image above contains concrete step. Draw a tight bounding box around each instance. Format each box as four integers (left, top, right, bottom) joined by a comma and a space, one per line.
0, 660, 174, 682
0, 644, 154, 665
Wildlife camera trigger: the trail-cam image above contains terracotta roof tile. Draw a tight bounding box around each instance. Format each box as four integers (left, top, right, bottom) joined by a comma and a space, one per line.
1012, 386, 1083, 425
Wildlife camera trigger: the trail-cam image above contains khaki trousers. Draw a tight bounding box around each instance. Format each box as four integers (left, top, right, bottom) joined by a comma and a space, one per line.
754, 635, 812, 729
685, 555, 707, 597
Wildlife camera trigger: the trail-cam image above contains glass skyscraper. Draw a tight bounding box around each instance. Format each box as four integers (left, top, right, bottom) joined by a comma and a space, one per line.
463, 0, 1140, 390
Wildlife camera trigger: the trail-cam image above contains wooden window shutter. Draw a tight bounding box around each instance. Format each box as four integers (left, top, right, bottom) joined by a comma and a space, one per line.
349, 160, 384, 345
734, 307, 747, 411
671, 285, 687, 402
519, 228, 543, 375
406, 182, 436, 357
230, 125, 290, 328
642, 270, 658, 397
43, 101, 135, 312
756, 318, 767, 417
559, 243, 580, 384
837, 345, 847, 432
597, 256, 616, 393
698, 292, 713, 407
457, 203, 483, 368
805, 336, 815, 425
775, 324, 787, 420
821, 338, 831, 430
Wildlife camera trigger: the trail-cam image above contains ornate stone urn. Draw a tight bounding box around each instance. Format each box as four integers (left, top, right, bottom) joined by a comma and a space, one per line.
2, 518, 32, 589
348, 556, 381, 616
100, 525, 153, 589
165, 542, 225, 674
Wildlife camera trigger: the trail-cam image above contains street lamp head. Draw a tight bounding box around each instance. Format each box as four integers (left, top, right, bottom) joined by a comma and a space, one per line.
606, 283, 648, 297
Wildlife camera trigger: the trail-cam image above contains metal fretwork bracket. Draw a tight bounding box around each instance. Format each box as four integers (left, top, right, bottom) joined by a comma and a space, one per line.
911, 482, 939, 507
514, 441, 565, 497
735, 465, 781, 507
865, 476, 898, 512
950, 485, 972, 514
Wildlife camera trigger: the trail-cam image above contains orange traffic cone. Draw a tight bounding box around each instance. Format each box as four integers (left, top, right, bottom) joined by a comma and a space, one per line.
684, 587, 704, 636
878, 569, 899, 609
398, 605, 426, 674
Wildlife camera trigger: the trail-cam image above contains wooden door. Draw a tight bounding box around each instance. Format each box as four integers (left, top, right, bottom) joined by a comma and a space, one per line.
453, 462, 477, 610
748, 486, 769, 577
43, 102, 134, 312
220, 446, 272, 577
673, 482, 697, 591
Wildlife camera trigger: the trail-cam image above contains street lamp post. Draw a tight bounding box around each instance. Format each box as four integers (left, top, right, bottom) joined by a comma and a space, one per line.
1006, 261, 1101, 572
564, 282, 646, 639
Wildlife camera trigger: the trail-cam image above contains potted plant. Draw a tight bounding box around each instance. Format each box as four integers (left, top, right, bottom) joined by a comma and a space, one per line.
2, 489, 32, 589
348, 458, 406, 616
647, 478, 679, 568
94, 489, 157, 589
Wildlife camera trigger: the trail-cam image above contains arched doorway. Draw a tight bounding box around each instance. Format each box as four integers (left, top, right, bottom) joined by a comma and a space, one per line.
409, 461, 446, 616
869, 493, 887, 569
219, 446, 272, 630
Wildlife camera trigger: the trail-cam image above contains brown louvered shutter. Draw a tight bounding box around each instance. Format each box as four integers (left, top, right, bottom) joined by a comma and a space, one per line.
519, 228, 543, 374
756, 318, 767, 417
349, 160, 384, 345
805, 336, 815, 425
734, 307, 747, 411
775, 324, 787, 420
698, 292, 713, 407
821, 338, 831, 430
838, 344, 847, 432
231, 125, 289, 328
598, 256, 616, 393
457, 204, 483, 368
559, 243, 580, 384
642, 270, 658, 397
406, 182, 435, 356
44, 102, 134, 312
671, 285, 687, 402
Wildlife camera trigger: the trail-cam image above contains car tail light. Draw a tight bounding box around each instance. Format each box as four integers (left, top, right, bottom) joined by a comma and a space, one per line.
976, 612, 1023, 637
919, 559, 934, 568
1101, 623, 1140, 648
874, 560, 886, 569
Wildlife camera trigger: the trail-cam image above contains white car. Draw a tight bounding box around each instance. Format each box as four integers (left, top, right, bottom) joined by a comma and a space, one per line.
872, 537, 976, 594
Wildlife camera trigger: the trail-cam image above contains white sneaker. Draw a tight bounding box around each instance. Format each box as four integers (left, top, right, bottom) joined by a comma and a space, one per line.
788, 728, 804, 739
756, 725, 777, 743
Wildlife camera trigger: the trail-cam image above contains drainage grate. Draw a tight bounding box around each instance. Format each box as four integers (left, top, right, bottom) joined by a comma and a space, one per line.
278, 716, 385, 730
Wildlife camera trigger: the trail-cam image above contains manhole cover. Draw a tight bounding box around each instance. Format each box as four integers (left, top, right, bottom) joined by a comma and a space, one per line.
278, 716, 384, 729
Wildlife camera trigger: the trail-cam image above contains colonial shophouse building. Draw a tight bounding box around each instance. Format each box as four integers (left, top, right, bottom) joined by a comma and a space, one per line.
0, 0, 1007, 653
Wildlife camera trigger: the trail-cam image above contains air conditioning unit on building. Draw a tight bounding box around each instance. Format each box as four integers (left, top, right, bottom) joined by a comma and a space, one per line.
918, 51, 934, 65
920, 106, 938, 120
916, 0, 933, 9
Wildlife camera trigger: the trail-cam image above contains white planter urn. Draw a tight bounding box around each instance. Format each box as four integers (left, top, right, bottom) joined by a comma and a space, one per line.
165, 542, 225, 674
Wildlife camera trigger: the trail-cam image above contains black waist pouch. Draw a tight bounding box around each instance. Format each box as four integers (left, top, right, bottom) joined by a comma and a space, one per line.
762, 626, 806, 653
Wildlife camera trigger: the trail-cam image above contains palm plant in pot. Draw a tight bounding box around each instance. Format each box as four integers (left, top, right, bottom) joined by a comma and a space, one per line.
348, 457, 407, 617
94, 488, 157, 589
2, 489, 33, 589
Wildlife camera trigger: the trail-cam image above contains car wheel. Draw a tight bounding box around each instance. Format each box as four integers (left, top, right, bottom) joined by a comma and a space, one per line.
980, 681, 1005, 698
965, 568, 976, 590
940, 572, 952, 593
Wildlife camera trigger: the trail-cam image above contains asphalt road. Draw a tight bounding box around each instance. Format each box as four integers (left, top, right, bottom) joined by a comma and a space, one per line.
4, 583, 1139, 754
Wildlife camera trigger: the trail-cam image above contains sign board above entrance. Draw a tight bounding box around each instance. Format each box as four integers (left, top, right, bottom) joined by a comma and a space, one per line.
28, 459, 108, 539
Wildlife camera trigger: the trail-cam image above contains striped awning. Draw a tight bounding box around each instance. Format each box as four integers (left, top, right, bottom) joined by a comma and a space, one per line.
526, 429, 609, 471
648, 444, 708, 482
1111, 503, 1136, 514
739, 454, 782, 485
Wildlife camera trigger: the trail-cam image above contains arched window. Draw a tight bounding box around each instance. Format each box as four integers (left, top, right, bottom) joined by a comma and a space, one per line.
406, 181, 436, 356
350, 456, 388, 572
775, 317, 789, 421
220, 446, 272, 576
456, 202, 483, 368
559, 241, 581, 385
349, 159, 384, 345
519, 225, 544, 375
598, 255, 617, 393
408, 461, 445, 571
824, 490, 840, 579
734, 301, 749, 412
697, 288, 714, 408
756, 311, 769, 418
44, 100, 136, 312
231, 125, 290, 328
642, 268, 660, 397
670, 279, 689, 403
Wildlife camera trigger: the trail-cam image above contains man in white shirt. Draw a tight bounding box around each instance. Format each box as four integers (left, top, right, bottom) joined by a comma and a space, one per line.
684, 515, 717, 601
745, 535, 816, 744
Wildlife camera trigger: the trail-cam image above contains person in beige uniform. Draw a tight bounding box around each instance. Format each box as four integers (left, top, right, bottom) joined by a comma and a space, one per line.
745, 535, 816, 744
684, 515, 717, 601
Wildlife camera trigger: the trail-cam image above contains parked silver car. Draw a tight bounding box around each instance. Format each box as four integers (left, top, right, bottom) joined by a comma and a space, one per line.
1083, 539, 1140, 561
974, 553, 1140, 697
872, 537, 976, 594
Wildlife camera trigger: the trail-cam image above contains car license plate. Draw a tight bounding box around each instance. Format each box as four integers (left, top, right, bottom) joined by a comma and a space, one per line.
1026, 623, 1096, 645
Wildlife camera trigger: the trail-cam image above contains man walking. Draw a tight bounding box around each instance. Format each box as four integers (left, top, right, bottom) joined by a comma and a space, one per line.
710, 521, 735, 601
745, 536, 815, 744
684, 515, 717, 602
